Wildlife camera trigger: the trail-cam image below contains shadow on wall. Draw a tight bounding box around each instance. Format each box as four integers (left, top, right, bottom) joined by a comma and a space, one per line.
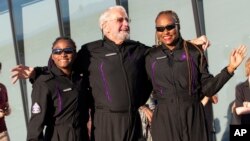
219, 101, 237, 141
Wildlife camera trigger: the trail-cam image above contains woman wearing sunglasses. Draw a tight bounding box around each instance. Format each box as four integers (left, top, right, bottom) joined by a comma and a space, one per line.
27, 37, 91, 141
145, 10, 247, 141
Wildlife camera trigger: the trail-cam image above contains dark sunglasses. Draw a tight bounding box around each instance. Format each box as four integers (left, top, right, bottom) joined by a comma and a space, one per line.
52, 47, 75, 55
110, 17, 131, 23
156, 24, 176, 32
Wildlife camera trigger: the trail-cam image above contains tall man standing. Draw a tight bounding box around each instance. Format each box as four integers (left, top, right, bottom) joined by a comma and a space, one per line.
73, 6, 152, 141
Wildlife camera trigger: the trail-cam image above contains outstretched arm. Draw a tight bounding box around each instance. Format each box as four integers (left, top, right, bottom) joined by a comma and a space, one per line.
200, 45, 247, 97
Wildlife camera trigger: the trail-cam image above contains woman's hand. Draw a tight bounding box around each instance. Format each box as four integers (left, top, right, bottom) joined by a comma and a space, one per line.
11, 64, 34, 84
227, 45, 247, 73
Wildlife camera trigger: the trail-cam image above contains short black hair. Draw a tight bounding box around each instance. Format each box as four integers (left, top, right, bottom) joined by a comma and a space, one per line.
52, 36, 76, 49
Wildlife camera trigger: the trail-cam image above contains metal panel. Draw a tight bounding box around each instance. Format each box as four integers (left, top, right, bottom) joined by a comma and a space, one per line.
7, 0, 29, 128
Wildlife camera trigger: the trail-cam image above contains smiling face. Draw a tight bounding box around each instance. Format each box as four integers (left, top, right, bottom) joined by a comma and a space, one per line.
51, 38, 76, 74
155, 12, 180, 49
102, 7, 130, 45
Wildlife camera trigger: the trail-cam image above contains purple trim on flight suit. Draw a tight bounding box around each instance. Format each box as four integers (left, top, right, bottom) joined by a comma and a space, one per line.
190, 55, 196, 94
151, 60, 163, 95
99, 62, 112, 102
55, 84, 62, 113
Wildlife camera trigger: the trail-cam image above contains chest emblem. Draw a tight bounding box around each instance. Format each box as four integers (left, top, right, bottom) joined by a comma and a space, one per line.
105, 52, 117, 56
156, 56, 167, 60
63, 88, 72, 92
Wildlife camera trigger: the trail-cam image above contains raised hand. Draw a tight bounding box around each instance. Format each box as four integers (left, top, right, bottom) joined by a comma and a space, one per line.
11, 64, 34, 84
227, 45, 247, 73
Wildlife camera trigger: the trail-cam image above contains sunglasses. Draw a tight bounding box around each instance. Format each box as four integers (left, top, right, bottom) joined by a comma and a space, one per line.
156, 24, 177, 32
52, 47, 75, 55
110, 17, 131, 23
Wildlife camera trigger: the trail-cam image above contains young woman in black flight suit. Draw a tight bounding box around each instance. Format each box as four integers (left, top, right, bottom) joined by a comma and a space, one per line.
27, 37, 91, 141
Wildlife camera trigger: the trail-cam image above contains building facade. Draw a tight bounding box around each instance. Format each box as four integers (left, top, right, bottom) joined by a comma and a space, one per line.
0, 0, 249, 140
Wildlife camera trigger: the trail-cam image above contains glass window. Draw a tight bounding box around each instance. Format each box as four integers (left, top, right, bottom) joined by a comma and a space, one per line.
21, 0, 60, 114
204, 1, 250, 141
22, 0, 60, 67
128, 0, 196, 46
0, 0, 26, 140
69, 0, 116, 49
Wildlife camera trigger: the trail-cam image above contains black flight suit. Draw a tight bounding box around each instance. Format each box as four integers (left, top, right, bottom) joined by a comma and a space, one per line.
145, 38, 233, 141
27, 64, 90, 141
74, 37, 152, 141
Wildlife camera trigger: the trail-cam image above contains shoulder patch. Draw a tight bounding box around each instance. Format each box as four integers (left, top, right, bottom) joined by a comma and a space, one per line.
32, 102, 41, 114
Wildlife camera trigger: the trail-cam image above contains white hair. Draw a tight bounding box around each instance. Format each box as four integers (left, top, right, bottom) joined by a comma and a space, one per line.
99, 6, 127, 30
